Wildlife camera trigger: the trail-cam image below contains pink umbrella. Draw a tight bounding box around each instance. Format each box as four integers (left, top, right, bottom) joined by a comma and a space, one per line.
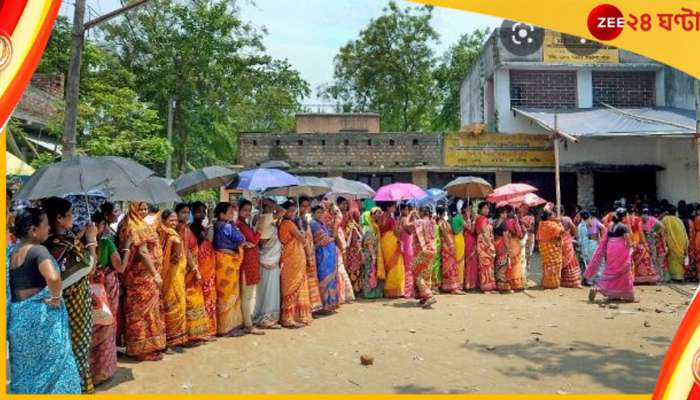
486, 183, 538, 203
374, 182, 426, 201
508, 192, 547, 207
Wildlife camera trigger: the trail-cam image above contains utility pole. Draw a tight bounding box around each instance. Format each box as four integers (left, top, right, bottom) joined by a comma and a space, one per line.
554, 114, 561, 217
61, 0, 150, 160
165, 97, 175, 179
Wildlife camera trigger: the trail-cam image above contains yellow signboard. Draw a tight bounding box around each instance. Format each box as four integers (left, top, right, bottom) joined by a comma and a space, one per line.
444, 132, 554, 168
543, 31, 619, 64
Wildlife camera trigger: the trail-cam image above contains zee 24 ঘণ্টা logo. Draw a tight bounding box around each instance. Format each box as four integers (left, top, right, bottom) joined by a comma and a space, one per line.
588, 3, 700, 41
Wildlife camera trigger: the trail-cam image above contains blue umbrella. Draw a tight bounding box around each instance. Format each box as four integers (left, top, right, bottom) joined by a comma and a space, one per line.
408, 188, 447, 207
236, 168, 300, 192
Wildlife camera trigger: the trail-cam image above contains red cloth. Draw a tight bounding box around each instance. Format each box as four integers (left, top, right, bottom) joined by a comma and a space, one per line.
380, 215, 396, 235
236, 218, 261, 285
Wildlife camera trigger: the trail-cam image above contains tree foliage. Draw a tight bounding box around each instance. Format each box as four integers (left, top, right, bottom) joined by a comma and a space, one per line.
323, 2, 488, 132
102, 0, 310, 173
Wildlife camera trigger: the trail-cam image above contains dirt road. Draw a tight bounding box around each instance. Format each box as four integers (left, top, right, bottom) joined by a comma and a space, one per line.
101, 279, 694, 394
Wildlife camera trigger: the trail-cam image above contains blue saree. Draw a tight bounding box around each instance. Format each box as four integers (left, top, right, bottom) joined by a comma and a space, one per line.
6, 245, 81, 394
311, 220, 339, 311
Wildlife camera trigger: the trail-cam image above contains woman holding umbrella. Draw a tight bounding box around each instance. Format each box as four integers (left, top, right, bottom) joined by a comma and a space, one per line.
42, 197, 98, 392
311, 204, 341, 312
118, 202, 166, 361
378, 202, 405, 298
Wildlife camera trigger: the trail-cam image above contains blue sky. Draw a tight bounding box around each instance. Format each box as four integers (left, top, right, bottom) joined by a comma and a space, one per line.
63, 0, 501, 103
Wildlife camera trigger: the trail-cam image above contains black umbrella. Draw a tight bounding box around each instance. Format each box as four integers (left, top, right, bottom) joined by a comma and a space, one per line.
172, 166, 237, 196
16, 155, 154, 200
104, 176, 181, 204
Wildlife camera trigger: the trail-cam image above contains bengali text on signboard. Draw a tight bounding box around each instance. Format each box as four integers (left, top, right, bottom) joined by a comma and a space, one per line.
443, 132, 555, 168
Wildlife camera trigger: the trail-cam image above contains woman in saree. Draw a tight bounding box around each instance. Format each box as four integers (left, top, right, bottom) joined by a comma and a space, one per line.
411, 207, 439, 307
312, 205, 340, 312
298, 197, 323, 313
585, 209, 636, 302
236, 199, 265, 336
399, 205, 416, 298
278, 201, 313, 328
254, 198, 283, 329
42, 197, 98, 392
8, 208, 81, 394
519, 205, 536, 281
430, 213, 442, 291
641, 208, 668, 282
176, 203, 211, 342
119, 202, 166, 361
213, 202, 246, 337
462, 205, 479, 290
157, 210, 188, 350
628, 209, 659, 284
693, 207, 700, 278
560, 214, 583, 288
330, 201, 355, 303
578, 211, 604, 284
438, 206, 464, 294
505, 207, 524, 291
89, 211, 125, 385
191, 201, 218, 337
662, 206, 689, 282
476, 202, 496, 293
379, 203, 406, 298
359, 208, 385, 299
345, 209, 364, 295
492, 206, 512, 293
538, 209, 565, 289
450, 205, 466, 289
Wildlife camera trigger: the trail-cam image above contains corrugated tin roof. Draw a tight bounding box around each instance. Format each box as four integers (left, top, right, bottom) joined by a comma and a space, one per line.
513, 106, 695, 138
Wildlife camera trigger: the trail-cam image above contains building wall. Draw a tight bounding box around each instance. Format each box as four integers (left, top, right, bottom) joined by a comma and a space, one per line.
510, 70, 578, 108
560, 137, 698, 203
592, 71, 656, 107
664, 66, 696, 111
295, 113, 380, 133
239, 132, 442, 169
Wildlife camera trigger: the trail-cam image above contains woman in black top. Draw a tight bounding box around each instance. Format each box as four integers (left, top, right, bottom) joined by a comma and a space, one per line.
41, 197, 98, 394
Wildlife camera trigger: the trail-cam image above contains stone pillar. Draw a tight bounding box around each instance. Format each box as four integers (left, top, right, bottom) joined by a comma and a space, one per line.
495, 171, 512, 187
412, 169, 428, 188
577, 171, 594, 208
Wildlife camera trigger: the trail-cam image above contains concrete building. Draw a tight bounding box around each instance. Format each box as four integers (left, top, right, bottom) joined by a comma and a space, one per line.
459, 29, 698, 207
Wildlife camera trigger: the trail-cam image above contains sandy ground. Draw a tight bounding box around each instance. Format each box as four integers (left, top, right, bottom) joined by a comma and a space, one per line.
101, 261, 696, 394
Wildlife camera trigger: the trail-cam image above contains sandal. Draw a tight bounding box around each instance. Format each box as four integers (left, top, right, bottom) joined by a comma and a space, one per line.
588, 288, 597, 302
245, 327, 266, 335
421, 297, 437, 309
136, 353, 163, 362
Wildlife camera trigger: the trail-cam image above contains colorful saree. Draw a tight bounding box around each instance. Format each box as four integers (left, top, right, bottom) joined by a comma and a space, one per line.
452, 215, 466, 289
255, 222, 281, 325
476, 215, 496, 292
157, 223, 188, 347
505, 218, 524, 290
694, 216, 700, 278
181, 225, 210, 340
400, 218, 415, 298
493, 222, 511, 292
360, 211, 385, 299
7, 245, 81, 394
662, 215, 689, 281
214, 249, 243, 335
439, 220, 462, 293
89, 239, 119, 385
45, 233, 94, 393
412, 219, 437, 300
120, 202, 166, 358
560, 217, 582, 288
538, 219, 564, 289
335, 226, 355, 303
380, 216, 405, 298
345, 215, 363, 294
627, 217, 658, 284
431, 222, 442, 290
583, 231, 635, 301
312, 219, 340, 311
302, 222, 323, 312
197, 238, 218, 337
279, 219, 312, 325
464, 221, 479, 290
643, 217, 668, 282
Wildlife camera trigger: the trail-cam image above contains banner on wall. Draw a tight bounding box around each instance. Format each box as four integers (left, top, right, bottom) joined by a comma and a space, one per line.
443, 132, 555, 168
543, 31, 619, 64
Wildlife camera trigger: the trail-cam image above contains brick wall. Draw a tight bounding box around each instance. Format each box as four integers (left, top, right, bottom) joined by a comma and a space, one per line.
30, 73, 64, 98
295, 113, 380, 133
510, 70, 577, 108
592, 71, 655, 107
239, 132, 442, 169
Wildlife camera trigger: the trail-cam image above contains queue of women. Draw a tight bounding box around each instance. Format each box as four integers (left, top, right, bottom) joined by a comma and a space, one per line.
6, 185, 698, 394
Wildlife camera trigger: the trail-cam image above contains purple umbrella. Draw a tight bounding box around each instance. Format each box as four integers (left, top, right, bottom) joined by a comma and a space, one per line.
374, 182, 426, 201
236, 168, 300, 192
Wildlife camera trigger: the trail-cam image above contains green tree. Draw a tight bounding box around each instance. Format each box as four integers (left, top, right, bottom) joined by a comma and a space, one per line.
102, 0, 309, 173
321, 2, 439, 132
433, 29, 489, 131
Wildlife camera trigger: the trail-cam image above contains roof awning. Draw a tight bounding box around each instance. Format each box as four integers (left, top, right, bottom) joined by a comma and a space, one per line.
513, 106, 695, 138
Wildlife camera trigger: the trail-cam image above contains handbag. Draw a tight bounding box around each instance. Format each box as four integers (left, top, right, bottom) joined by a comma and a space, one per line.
90, 282, 114, 326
